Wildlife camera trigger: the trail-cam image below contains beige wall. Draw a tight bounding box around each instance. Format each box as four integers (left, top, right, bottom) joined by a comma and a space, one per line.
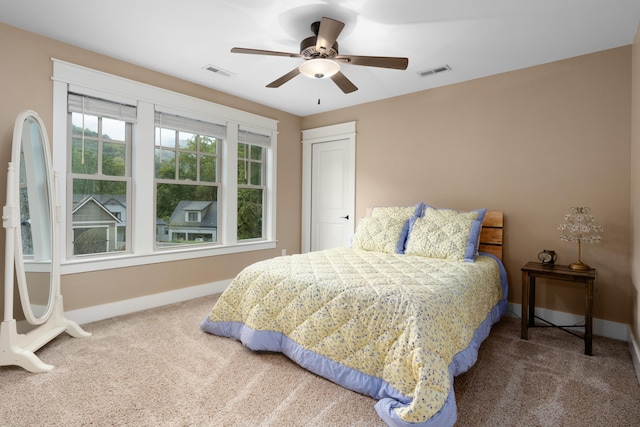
0, 23, 303, 315
303, 47, 633, 325
632, 27, 640, 347
1, 22, 635, 329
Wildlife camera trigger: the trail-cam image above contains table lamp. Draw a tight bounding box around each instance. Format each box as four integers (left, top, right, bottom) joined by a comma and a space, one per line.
558, 207, 603, 270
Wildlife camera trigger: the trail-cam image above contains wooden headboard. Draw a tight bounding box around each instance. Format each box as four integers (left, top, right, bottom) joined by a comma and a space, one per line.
479, 211, 504, 260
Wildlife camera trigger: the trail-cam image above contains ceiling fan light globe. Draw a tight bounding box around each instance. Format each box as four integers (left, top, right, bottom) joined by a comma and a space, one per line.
300, 59, 340, 79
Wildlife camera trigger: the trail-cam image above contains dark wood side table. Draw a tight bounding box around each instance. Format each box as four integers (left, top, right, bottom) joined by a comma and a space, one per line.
521, 262, 597, 355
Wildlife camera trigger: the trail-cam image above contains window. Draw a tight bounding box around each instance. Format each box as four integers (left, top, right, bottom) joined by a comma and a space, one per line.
154, 112, 224, 248
186, 211, 201, 223
53, 60, 277, 273
67, 94, 134, 256
237, 128, 269, 240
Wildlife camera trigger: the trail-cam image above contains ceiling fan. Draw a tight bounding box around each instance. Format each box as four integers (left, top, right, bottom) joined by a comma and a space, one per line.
231, 17, 409, 94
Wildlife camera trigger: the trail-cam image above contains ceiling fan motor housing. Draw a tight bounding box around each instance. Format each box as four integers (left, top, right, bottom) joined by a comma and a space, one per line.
300, 36, 339, 58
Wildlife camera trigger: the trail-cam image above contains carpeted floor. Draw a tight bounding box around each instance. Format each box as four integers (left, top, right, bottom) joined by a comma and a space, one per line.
1, 295, 638, 426
454, 314, 640, 426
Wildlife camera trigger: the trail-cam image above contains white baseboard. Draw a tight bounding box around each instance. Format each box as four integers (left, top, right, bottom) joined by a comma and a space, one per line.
507, 302, 629, 342
64, 280, 230, 325
629, 328, 640, 386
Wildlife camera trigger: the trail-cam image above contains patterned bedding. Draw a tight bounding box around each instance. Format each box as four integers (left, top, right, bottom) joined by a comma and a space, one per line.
201, 247, 508, 427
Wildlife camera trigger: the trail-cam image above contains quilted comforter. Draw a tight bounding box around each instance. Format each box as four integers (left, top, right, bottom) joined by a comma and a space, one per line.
201, 247, 508, 427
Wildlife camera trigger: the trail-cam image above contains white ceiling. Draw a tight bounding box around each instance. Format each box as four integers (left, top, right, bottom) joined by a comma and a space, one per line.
2, 0, 640, 117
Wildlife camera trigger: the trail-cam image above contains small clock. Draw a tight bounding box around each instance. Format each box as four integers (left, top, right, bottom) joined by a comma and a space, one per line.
538, 250, 557, 266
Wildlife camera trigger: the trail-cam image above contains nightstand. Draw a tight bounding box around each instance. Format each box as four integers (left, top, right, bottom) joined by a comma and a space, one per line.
520, 262, 597, 355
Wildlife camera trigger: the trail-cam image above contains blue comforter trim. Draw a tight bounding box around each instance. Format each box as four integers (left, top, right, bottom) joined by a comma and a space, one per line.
200, 318, 410, 403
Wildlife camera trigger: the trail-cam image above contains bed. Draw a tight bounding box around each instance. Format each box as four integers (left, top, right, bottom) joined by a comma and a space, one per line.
201, 204, 507, 427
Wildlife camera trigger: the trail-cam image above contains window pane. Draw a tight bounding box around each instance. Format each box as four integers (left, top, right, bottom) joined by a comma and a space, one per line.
71, 137, 98, 174
156, 183, 218, 247
250, 145, 262, 161
155, 149, 176, 179
238, 188, 263, 240
237, 160, 248, 185
250, 162, 262, 186
200, 154, 216, 182
159, 128, 176, 148
178, 131, 195, 150
74, 227, 108, 255
72, 112, 98, 136
178, 152, 197, 180
72, 178, 127, 255
103, 142, 126, 176
102, 118, 125, 141
238, 143, 248, 159
200, 136, 216, 154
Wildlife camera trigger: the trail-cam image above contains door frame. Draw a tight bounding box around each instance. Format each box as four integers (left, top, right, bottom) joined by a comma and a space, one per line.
301, 121, 356, 253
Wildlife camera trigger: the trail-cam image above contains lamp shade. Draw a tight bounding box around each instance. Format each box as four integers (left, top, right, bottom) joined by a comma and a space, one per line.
299, 59, 340, 79
558, 206, 603, 270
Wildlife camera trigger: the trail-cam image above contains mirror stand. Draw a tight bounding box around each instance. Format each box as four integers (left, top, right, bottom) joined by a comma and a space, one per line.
0, 111, 90, 373
0, 299, 90, 373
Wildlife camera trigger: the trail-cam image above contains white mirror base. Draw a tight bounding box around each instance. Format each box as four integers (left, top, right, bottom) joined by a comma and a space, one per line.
0, 295, 90, 373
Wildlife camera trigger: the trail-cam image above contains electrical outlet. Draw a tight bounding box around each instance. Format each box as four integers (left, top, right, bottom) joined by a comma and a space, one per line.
282, 249, 286, 256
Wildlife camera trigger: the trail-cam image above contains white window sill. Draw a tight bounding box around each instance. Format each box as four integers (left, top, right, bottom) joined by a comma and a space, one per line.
60, 240, 277, 275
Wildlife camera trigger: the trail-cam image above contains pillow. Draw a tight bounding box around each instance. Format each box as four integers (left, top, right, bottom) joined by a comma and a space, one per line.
406, 206, 487, 262
369, 203, 423, 253
423, 205, 487, 257
420, 204, 487, 223
371, 203, 423, 221
351, 216, 408, 254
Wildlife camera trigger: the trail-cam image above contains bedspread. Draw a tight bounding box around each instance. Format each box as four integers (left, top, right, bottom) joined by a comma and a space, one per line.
201, 247, 507, 426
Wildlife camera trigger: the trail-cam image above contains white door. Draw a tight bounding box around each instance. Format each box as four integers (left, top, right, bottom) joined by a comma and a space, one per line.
301, 122, 355, 253
310, 139, 354, 251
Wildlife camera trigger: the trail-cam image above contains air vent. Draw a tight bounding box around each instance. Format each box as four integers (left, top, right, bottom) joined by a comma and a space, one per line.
417, 65, 451, 78
203, 64, 233, 78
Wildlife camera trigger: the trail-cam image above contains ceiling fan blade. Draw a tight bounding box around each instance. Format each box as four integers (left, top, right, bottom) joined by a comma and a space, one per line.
330, 71, 358, 94
266, 68, 301, 88
334, 55, 409, 70
231, 47, 302, 58
316, 17, 344, 55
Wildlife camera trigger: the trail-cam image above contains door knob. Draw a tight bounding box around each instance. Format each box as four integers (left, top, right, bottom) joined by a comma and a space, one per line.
341, 214, 349, 220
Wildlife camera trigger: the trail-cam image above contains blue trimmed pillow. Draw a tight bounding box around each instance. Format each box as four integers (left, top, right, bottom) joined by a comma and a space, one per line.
420, 205, 487, 223
369, 203, 423, 254
370, 203, 423, 221
352, 216, 407, 254
406, 206, 487, 262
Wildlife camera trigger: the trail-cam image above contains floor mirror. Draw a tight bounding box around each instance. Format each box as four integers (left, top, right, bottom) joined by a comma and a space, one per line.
0, 110, 90, 373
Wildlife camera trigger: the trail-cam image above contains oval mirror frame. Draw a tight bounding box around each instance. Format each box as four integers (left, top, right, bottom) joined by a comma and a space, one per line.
11, 110, 56, 325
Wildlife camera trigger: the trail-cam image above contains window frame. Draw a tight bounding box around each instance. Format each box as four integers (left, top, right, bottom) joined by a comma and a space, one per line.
186, 211, 201, 223
67, 103, 134, 258
237, 140, 267, 241
154, 117, 223, 249
52, 59, 277, 274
